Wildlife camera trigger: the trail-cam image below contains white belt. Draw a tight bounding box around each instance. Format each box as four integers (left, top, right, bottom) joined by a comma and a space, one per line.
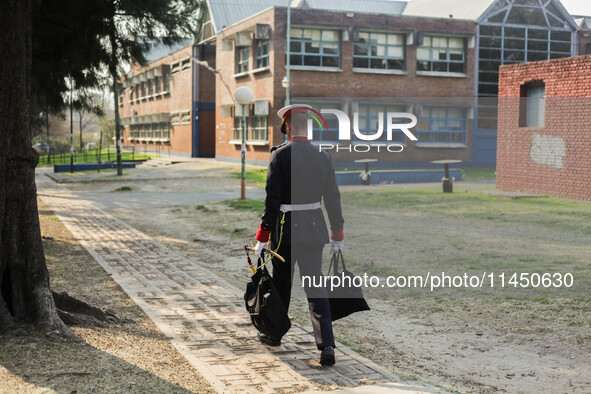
280, 202, 321, 212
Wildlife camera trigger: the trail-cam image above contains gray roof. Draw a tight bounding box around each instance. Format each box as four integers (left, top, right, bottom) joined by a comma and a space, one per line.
207, 0, 407, 32
403, 0, 495, 20
301, 0, 407, 15
144, 39, 194, 63
573, 16, 591, 30
206, 0, 286, 32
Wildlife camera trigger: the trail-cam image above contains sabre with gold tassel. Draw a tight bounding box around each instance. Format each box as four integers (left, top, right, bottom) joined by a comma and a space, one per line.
244, 243, 285, 274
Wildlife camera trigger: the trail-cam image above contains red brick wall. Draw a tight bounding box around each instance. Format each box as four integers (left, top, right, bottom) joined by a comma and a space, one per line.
121, 46, 194, 155
215, 7, 476, 164
497, 55, 591, 201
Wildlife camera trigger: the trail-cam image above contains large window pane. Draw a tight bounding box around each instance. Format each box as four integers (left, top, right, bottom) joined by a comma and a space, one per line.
480, 25, 502, 37
417, 106, 466, 144
290, 28, 340, 68
353, 31, 405, 70
505, 27, 526, 38
417, 35, 465, 73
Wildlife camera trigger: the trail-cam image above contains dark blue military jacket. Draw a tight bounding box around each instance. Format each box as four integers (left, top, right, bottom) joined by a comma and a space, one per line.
261, 139, 344, 245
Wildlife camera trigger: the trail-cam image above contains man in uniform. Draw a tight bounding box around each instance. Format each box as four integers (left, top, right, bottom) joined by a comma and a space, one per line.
253, 104, 344, 366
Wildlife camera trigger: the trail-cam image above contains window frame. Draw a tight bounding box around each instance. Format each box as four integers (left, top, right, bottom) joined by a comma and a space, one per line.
250, 115, 269, 141
236, 46, 250, 74
163, 73, 170, 93
233, 116, 249, 140
255, 40, 270, 69
353, 31, 406, 71
154, 75, 161, 94
288, 27, 341, 68
416, 106, 467, 145
417, 36, 466, 74
519, 82, 545, 128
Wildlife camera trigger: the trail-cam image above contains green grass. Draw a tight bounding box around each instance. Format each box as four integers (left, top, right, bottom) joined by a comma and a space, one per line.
37, 149, 156, 167
221, 198, 264, 212
113, 186, 132, 192
460, 167, 496, 183
343, 186, 591, 233
233, 169, 267, 188
341, 186, 591, 298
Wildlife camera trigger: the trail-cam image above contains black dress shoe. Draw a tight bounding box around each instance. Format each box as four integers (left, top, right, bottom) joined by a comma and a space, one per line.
320, 346, 335, 366
258, 332, 281, 346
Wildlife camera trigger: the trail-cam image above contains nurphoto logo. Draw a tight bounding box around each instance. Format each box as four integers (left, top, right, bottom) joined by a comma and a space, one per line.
306, 109, 418, 153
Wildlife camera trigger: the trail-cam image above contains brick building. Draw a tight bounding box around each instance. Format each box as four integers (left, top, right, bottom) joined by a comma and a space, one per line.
119, 40, 216, 157
497, 55, 591, 201
117, 0, 587, 165
214, 4, 476, 165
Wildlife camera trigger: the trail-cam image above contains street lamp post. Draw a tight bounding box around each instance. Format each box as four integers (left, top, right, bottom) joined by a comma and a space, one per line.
234, 86, 254, 200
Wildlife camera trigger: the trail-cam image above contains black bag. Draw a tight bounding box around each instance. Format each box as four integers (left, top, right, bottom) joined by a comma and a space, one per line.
327, 250, 371, 321
244, 256, 291, 341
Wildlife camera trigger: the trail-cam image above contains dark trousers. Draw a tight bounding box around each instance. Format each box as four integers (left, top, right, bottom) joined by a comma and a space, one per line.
271, 242, 335, 350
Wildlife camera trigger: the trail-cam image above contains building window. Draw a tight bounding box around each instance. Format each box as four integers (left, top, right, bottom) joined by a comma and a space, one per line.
289, 28, 340, 68
154, 76, 161, 94
416, 106, 466, 144
141, 82, 146, 98
417, 36, 465, 73
147, 79, 153, 96
180, 110, 191, 124
520, 83, 545, 127
181, 58, 191, 71
171, 62, 180, 74
129, 86, 135, 101
354, 32, 405, 70
251, 116, 268, 141
163, 73, 170, 92
170, 112, 180, 125
256, 40, 269, 69
161, 122, 170, 140
356, 104, 407, 143
233, 116, 249, 140
236, 46, 249, 73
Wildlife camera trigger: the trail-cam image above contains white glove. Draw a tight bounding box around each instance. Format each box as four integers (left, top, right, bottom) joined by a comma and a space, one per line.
254, 241, 267, 258
329, 240, 344, 254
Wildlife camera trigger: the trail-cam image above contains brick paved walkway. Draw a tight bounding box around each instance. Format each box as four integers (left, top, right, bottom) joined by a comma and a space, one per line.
38, 174, 440, 393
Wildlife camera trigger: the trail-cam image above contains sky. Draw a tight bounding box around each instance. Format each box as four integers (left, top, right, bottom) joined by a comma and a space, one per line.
558, 0, 591, 16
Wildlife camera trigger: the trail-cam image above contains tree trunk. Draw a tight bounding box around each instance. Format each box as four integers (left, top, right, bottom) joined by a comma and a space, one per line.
108, 4, 122, 176
0, 0, 70, 334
